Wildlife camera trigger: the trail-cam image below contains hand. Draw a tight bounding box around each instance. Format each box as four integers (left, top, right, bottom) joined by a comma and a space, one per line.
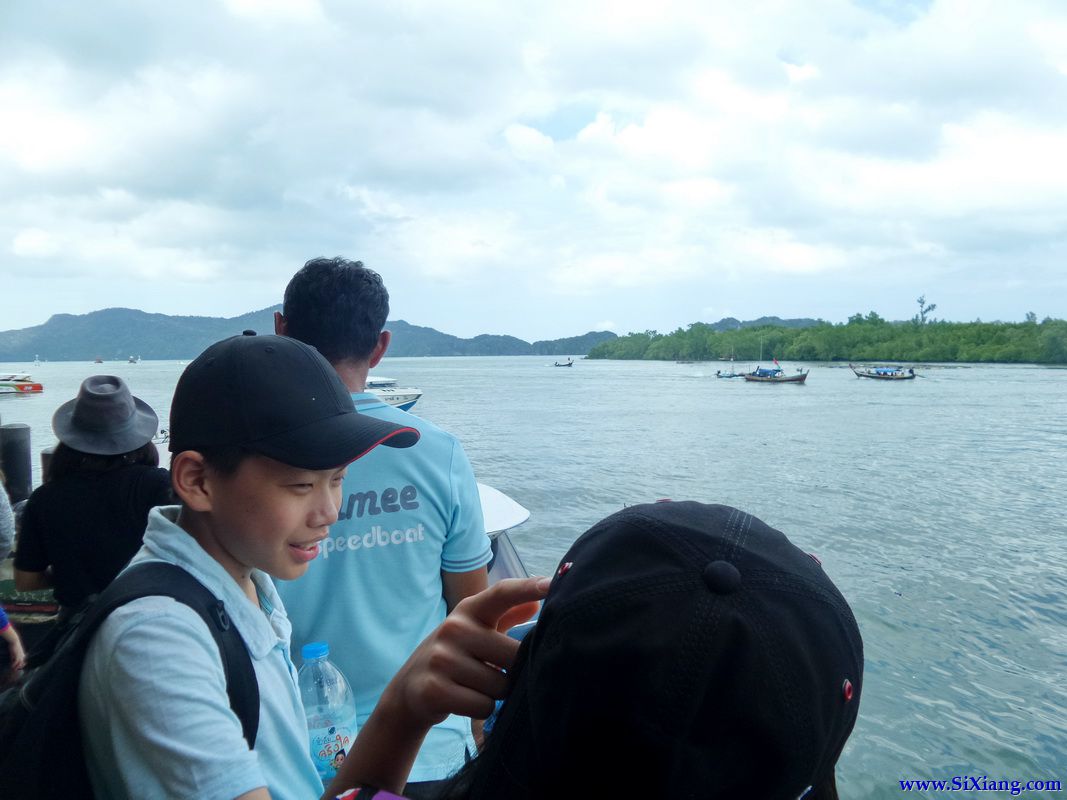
386, 577, 549, 727
9, 639, 26, 672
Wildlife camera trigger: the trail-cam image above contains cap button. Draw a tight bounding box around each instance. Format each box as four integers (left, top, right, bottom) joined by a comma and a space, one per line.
702, 560, 741, 594
242, 329, 256, 336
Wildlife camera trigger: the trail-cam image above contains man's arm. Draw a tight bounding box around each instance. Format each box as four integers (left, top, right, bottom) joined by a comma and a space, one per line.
442, 566, 488, 614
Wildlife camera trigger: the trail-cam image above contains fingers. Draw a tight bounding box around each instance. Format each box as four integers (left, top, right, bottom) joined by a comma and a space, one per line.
460, 577, 550, 627
496, 599, 542, 633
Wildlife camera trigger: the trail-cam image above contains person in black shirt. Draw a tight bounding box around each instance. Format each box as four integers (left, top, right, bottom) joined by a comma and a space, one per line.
14, 376, 172, 624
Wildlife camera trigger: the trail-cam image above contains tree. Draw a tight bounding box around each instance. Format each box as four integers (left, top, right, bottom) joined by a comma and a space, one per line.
1025, 311, 1038, 324
915, 295, 937, 325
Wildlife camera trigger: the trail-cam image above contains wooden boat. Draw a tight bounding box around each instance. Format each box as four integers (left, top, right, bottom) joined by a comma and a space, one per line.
850, 364, 915, 380
554, 358, 574, 367
743, 365, 808, 383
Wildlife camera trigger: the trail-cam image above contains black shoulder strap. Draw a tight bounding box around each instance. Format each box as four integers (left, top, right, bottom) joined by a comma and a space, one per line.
73, 561, 260, 747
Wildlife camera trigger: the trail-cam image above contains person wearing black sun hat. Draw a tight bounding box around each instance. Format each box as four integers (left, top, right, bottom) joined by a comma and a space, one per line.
15, 374, 173, 656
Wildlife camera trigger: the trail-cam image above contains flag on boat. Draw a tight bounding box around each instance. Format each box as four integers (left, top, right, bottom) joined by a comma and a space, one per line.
773, 358, 780, 366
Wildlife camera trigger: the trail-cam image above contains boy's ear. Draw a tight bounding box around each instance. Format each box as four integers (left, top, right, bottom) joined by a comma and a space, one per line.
274, 311, 287, 336
171, 451, 215, 512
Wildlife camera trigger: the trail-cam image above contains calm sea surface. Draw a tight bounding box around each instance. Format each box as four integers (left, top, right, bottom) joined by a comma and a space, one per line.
3, 356, 1066, 796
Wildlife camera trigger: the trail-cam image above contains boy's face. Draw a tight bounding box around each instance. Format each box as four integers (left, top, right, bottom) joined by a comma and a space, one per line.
204, 454, 346, 581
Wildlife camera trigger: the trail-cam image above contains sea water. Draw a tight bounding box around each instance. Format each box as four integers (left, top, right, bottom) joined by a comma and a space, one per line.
2, 356, 1065, 796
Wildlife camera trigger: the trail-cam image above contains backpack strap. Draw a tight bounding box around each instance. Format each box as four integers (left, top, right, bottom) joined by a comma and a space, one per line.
79, 561, 261, 747
0, 561, 259, 800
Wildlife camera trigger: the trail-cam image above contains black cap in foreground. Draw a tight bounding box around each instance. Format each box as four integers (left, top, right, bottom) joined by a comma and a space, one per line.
472, 501, 863, 800
169, 331, 418, 469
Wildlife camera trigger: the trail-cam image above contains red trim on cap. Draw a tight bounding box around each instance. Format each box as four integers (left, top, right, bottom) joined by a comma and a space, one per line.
343, 426, 420, 466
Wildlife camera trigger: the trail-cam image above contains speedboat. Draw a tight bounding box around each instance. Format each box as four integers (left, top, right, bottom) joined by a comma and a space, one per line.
0, 373, 44, 394
366, 376, 423, 411
480, 483, 533, 585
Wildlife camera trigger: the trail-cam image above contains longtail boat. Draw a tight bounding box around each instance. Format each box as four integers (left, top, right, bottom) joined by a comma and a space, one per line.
850, 364, 916, 380
743, 365, 808, 383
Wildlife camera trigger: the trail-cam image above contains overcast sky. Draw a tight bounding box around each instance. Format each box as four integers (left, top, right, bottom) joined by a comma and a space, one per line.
2, 0, 1066, 341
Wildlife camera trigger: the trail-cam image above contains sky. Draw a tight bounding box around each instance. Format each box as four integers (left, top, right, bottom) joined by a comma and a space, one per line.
2, 0, 1066, 341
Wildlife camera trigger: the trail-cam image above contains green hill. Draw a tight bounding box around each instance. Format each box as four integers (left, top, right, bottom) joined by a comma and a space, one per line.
0, 308, 616, 361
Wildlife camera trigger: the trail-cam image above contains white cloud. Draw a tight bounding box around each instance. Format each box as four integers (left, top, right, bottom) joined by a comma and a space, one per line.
1, 0, 1066, 338
11, 228, 59, 257
222, 0, 325, 24
504, 124, 556, 163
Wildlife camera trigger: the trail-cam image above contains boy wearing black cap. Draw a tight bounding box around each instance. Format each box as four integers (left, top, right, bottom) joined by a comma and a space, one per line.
76, 332, 547, 800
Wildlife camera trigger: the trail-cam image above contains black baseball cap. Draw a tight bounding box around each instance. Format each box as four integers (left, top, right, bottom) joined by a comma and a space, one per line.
471, 501, 863, 799
169, 331, 419, 469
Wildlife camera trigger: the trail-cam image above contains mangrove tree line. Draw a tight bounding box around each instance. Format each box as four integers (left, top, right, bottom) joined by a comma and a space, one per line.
586, 314, 1067, 364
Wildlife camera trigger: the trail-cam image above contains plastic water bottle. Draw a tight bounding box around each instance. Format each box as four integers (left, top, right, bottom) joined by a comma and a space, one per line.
297, 642, 359, 783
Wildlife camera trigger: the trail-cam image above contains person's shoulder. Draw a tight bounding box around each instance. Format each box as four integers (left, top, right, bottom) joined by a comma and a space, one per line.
89, 594, 223, 670
122, 464, 172, 494
98, 594, 212, 637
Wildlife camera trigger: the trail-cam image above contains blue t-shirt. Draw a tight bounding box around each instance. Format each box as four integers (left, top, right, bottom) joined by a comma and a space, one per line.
276, 394, 491, 782
79, 506, 324, 800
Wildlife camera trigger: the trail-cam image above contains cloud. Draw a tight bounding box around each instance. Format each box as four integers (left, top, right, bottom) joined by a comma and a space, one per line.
1, 0, 1066, 338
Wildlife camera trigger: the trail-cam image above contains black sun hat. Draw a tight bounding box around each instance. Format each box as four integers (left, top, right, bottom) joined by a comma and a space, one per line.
52, 375, 159, 456
169, 331, 418, 469
471, 501, 863, 800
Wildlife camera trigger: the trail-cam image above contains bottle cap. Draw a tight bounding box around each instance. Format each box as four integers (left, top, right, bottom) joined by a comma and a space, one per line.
301, 641, 330, 660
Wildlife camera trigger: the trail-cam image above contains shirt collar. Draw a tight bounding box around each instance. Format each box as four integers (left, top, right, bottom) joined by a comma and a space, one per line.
133, 506, 292, 660
351, 390, 388, 411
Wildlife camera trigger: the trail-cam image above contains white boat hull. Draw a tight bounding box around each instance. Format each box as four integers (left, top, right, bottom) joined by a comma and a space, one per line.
367, 387, 422, 411
366, 375, 422, 411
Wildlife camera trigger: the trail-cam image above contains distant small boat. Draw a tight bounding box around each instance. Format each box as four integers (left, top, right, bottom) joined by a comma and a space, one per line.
93, 357, 103, 364
128, 355, 140, 363
0, 373, 44, 394
554, 358, 574, 367
850, 364, 915, 380
743, 365, 808, 383
716, 359, 743, 378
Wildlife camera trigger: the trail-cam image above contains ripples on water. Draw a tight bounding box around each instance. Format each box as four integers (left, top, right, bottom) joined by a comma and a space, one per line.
3, 356, 1065, 795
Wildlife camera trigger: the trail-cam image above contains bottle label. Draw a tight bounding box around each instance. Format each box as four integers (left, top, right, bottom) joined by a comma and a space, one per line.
309, 721, 357, 780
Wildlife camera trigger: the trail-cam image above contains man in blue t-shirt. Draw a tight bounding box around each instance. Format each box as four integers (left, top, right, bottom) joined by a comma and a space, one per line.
274, 257, 492, 797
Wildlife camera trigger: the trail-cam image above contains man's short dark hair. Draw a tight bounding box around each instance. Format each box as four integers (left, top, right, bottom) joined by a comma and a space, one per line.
282, 257, 389, 363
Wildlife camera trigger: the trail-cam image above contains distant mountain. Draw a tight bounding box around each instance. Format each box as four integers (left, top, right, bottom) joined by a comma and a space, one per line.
706, 316, 824, 332
0, 307, 617, 361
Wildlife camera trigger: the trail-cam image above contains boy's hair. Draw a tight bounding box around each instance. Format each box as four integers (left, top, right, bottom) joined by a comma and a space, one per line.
196, 445, 253, 477
439, 502, 863, 800
46, 441, 160, 482
282, 257, 389, 364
